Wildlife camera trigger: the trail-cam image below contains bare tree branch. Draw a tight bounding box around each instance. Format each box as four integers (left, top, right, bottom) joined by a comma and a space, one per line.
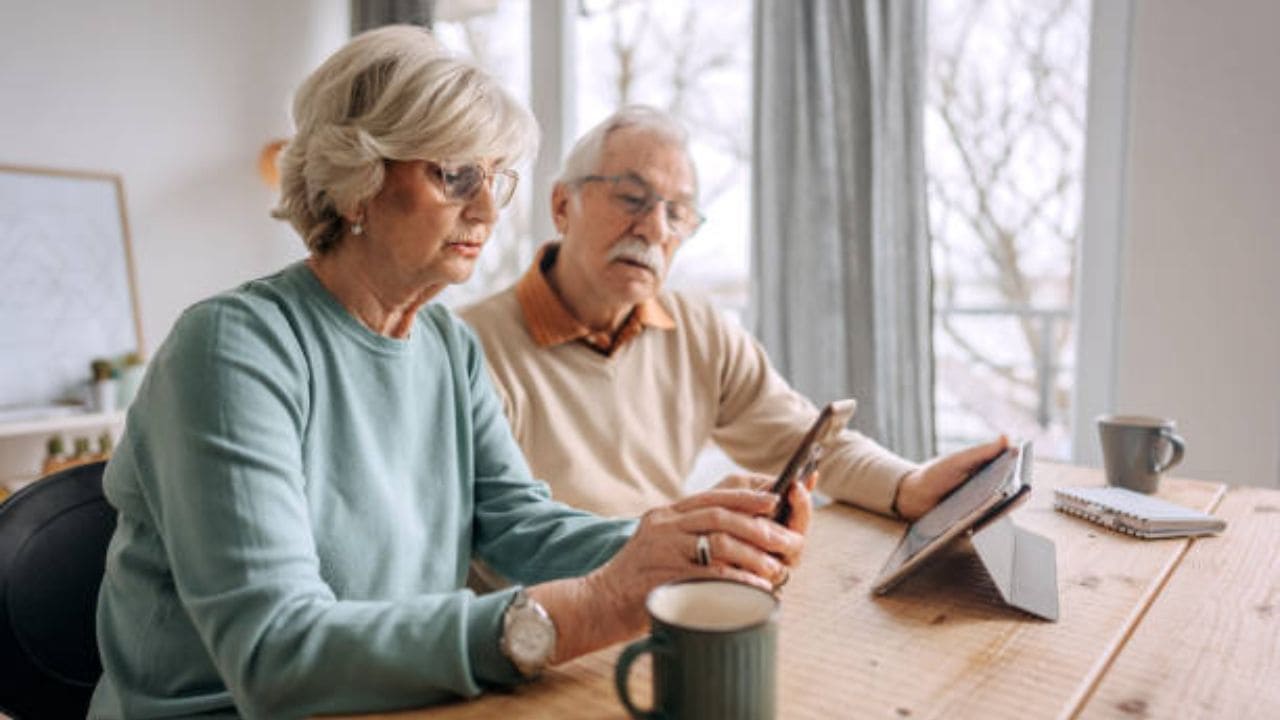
927, 0, 1088, 442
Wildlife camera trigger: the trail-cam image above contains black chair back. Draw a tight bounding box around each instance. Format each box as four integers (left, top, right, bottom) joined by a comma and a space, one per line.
0, 461, 115, 720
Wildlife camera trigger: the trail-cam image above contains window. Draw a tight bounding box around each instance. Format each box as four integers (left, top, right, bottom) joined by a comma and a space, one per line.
433, 0, 753, 318
926, 0, 1092, 459
575, 0, 753, 319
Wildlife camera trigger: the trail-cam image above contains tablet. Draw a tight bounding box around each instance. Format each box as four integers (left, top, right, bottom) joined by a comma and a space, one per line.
872, 441, 1032, 594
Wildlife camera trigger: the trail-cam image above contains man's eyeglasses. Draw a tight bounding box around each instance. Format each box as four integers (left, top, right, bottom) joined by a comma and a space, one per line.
576, 174, 705, 239
426, 161, 519, 208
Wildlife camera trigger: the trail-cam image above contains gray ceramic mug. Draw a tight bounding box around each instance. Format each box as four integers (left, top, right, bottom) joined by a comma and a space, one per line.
1097, 415, 1186, 493
615, 579, 778, 720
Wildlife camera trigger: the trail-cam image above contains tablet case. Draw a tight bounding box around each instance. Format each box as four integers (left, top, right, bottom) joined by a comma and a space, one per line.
968, 516, 1059, 621
874, 443, 1059, 621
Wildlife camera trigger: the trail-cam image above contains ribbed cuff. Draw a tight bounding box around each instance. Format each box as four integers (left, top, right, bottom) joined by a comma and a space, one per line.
822, 451, 919, 517
871, 457, 920, 518
465, 586, 524, 688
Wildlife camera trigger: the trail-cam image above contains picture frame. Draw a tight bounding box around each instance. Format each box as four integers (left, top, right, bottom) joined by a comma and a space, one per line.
0, 164, 144, 418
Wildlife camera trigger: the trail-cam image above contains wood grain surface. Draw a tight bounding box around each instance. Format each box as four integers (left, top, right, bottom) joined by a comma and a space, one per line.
1077, 485, 1279, 720
330, 462, 1231, 720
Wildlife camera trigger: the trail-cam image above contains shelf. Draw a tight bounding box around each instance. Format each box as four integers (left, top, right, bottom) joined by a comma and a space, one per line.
0, 410, 127, 440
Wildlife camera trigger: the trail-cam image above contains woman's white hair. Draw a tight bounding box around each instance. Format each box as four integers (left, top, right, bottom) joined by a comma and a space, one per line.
557, 104, 696, 196
272, 25, 538, 253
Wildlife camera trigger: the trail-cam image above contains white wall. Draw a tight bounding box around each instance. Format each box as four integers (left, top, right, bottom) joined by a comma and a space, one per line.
1117, 0, 1280, 487
0, 0, 349, 482
0, 0, 349, 347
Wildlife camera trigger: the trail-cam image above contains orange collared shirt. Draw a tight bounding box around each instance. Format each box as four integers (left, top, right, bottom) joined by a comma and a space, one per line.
514, 244, 675, 356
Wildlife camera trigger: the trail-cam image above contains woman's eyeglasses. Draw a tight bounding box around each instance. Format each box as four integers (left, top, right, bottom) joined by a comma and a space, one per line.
576, 174, 705, 239
426, 161, 519, 208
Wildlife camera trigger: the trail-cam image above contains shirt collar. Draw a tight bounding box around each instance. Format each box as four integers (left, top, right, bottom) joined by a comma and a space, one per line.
514, 242, 675, 352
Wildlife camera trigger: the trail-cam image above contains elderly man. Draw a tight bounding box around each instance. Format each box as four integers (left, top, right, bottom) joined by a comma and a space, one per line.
461, 105, 1003, 521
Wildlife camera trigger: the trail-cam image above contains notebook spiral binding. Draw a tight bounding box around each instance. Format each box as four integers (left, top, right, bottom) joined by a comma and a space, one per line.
1052, 500, 1146, 537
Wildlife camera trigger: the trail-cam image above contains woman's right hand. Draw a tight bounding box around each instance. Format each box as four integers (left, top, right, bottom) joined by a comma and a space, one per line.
585, 488, 805, 635
529, 486, 813, 664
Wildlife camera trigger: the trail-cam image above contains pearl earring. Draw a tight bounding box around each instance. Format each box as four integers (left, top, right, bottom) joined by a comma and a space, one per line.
352, 221, 364, 236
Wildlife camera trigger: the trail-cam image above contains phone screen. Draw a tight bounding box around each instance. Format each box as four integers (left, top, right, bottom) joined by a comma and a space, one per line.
770, 399, 857, 525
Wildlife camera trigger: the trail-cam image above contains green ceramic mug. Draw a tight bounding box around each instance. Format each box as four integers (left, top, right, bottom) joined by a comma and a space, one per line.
614, 579, 779, 720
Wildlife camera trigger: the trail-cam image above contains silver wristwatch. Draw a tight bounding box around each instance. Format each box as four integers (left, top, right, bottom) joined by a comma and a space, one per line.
500, 589, 557, 678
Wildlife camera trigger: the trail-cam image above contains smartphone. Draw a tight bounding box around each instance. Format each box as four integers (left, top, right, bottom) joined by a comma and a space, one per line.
769, 399, 858, 525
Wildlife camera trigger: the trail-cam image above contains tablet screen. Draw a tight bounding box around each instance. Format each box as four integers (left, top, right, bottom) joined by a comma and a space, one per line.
874, 443, 1027, 592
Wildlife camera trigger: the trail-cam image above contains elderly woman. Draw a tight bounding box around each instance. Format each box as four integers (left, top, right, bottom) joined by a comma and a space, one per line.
89, 25, 811, 720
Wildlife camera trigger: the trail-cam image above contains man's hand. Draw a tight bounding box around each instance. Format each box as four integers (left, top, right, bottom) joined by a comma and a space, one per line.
711, 472, 818, 533
892, 436, 1008, 520
711, 473, 770, 491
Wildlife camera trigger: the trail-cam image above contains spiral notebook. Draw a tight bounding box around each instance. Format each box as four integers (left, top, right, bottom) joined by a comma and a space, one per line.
1053, 486, 1226, 539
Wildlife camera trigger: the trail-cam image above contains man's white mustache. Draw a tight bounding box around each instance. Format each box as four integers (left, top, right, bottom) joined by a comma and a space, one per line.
606, 238, 667, 276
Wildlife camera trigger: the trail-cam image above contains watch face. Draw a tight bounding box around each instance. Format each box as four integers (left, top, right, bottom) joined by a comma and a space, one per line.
504, 595, 556, 676
510, 615, 556, 659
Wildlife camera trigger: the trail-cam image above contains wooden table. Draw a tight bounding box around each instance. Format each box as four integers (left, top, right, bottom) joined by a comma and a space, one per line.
343, 462, 1279, 719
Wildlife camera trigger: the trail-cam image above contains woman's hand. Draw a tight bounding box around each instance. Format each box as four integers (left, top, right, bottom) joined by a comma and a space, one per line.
590, 481, 814, 633
530, 478, 817, 664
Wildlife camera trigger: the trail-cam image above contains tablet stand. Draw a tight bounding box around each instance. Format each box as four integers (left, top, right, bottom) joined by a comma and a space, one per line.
966, 517, 1059, 621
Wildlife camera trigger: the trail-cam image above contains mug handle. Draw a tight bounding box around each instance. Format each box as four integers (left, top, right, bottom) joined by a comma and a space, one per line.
1153, 429, 1186, 474
615, 637, 664, 720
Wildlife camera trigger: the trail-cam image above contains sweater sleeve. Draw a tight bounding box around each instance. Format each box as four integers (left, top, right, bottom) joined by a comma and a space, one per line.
458, 319, 636, 582
702, 301, 918, 516
131, 300, 535, 718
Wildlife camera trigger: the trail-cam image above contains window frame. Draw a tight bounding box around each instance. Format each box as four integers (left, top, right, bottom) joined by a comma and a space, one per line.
1071, 0, 1135, 466
528, 0, 577, 246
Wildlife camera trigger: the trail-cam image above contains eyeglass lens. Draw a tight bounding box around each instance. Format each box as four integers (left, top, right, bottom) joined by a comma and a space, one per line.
433, 163, 517, 208
608, 176, 700, 236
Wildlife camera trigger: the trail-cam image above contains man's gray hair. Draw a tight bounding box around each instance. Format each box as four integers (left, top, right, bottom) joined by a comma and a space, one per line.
557, 105, 697, 196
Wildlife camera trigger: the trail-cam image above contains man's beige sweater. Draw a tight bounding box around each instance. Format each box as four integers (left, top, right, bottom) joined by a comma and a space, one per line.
461, 288, 917, 518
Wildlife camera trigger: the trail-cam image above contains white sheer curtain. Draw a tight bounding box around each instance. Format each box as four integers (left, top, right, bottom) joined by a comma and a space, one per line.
752, 0, 934, 459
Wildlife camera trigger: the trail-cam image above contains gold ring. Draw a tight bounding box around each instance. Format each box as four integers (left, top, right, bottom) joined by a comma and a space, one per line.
774, 567, 790, 590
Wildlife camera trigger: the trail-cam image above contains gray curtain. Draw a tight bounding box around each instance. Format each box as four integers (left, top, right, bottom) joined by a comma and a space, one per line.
352, 0, 435, 34
752, 0, 934, 460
